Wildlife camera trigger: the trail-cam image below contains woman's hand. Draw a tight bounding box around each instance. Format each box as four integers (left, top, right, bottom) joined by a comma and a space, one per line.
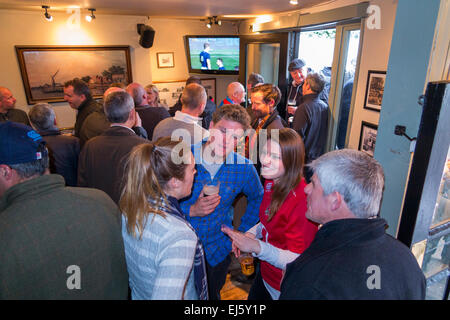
221, 225, 261, 256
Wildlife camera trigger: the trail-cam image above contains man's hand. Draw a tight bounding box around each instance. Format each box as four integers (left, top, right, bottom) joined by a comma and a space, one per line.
134, 111, 142, 127
189, 191, 221, 217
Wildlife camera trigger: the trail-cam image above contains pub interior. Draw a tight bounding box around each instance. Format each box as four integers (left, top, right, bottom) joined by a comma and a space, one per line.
0, 0, 448, 301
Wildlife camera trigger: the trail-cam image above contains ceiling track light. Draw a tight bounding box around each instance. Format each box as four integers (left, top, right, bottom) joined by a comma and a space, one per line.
205, 16, 222, 28
42, 5, 53, 22
86, 8, 96, 22
290, 0, 299, 4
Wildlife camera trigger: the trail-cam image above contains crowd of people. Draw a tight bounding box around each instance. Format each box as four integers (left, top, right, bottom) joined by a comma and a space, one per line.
0, 59, 426, 300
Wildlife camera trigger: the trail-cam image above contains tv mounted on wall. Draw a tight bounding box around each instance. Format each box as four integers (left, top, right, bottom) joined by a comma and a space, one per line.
184, 35, 240, 75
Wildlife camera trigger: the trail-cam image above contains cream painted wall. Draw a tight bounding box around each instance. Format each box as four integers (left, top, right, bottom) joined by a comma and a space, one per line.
0, 9, 238, 128
347, 0, 397, 149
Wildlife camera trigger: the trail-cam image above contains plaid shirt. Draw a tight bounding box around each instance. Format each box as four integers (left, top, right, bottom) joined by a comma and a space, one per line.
180, 142, 264, 267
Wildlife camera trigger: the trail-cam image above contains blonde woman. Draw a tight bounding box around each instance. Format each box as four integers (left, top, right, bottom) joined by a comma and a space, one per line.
145, 84, 165, 108
120, 137, 208, 300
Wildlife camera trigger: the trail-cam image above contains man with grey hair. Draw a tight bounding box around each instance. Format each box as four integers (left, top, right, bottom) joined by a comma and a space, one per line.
153, 83, 208, 144
28, 103, 80, 186
126, 82, 170, 140
78, 91, 149, 204
292, 72, 329, 182
280, 149, 426, 300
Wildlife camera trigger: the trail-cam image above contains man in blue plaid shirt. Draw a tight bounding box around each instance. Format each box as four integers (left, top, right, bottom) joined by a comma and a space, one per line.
180, 104, 263, 300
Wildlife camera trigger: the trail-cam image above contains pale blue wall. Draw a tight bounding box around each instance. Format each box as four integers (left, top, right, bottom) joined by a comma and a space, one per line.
375, 0, 441, 236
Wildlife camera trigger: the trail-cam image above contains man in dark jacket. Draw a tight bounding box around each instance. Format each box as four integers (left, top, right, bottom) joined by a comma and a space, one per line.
280, 149, 426, 300
0, 87, 30, 126
63, 78, 101, 138
170, 76, 216, 130
78, 91, 149, 204
126, 82, 170, 140
292, 72, 329, 182
285, 58, 308, 122
247, 83, 286, 174
28, 103, 80, 187
0, 121, 128, 299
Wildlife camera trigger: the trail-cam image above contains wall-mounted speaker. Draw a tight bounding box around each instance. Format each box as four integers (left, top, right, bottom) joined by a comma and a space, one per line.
137, 24, 155, 48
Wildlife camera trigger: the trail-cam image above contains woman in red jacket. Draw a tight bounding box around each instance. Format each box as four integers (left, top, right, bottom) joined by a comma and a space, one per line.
222, 128, 318, 300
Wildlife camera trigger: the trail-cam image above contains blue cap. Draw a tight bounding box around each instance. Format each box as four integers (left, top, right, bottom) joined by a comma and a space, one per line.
0, 121, 47, 165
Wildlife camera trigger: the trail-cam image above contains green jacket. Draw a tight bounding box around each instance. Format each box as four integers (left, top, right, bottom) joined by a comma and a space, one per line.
0, 174, 128, 299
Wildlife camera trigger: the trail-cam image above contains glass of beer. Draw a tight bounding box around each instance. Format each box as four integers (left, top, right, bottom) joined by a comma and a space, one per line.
239, 252, 255, 276
202, 181, 220, 196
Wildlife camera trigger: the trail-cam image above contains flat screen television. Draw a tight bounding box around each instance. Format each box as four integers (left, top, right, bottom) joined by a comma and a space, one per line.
184, 35, 240, 75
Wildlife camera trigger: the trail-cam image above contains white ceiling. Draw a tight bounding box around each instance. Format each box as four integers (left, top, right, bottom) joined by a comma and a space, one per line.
0, 0, 331, 19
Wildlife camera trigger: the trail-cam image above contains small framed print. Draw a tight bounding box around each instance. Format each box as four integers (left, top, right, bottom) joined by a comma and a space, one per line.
157, 52, 174, 68
364, 70, 386, 112
358, 121, 378, 157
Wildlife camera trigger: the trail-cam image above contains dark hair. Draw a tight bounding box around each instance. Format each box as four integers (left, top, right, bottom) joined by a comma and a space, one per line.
250, 83, 282, 107
247, 73, 264, 87
264, 128, 305, 221
104, 91, 134, 123
64, 78, 92, 100
305, 73, 325, 94
9, 144, 49, 179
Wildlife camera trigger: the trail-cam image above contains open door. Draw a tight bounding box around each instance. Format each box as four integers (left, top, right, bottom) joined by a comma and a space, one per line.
239, 33, 289, 116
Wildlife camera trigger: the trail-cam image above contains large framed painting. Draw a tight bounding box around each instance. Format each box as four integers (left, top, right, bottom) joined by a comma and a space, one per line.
363, 70, 386, 112
358, 121, 378, 157
15, 45, 132, 104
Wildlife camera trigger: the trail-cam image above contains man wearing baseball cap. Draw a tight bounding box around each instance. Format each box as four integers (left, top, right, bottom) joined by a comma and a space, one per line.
286, 58, 308, 123
0, 121, 128, 299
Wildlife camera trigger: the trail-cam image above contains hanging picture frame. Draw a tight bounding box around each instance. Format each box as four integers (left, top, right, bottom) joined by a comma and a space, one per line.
358, 121, 378, 157
364, 70, 386, 112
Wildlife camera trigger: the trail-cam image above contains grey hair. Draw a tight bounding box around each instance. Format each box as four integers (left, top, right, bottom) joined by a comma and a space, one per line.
181, 83, 207, 111
104, 91, 134, 123
305, 72, 325, 94
309, 149, 385, 219
28, 103, 56, 132
10, 144, 49, 179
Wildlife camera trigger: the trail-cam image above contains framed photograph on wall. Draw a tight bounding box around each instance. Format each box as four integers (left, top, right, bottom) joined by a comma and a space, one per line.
157, 52, 174, 68
153, 80, 185, 107
200, 78, 216, 103
15, 45, 132, 104
364, 70, 386, 112
358, 121, 378, 157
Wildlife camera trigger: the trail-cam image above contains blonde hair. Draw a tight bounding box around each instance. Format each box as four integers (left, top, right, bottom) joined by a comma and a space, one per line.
119, 137, 190, 239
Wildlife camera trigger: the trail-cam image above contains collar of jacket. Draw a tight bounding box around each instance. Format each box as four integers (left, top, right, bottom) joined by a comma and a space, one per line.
301, 218, 388, 259
252, 110, 280, 129
0, 174, 65, 211
104, 125, 136, 136
302, 93, 320, 104
38, 128, 61, 137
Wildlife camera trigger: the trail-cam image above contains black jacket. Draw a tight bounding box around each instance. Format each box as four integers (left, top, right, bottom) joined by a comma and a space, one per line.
74, 98, 101, 138
280, 218, 426, 300
136, 105, 170, 140
292, 93, 329, 163
40, 128, 80, 187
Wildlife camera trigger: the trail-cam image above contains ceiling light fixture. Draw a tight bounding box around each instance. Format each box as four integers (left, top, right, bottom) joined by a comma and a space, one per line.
42, 5, 53, 22
85, 8, 96, 22
205, 16, 222, 28
290, 0, 299, 4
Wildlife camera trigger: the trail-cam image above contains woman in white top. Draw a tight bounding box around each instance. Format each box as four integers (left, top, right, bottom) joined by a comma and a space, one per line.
120, 137, 208, 300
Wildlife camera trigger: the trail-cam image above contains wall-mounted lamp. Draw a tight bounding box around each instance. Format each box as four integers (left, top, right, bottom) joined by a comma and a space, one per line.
85, 8, 96, 22
42, 5, 53, 22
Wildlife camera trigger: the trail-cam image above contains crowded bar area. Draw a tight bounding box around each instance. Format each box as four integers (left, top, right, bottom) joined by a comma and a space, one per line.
0, 0, 448, 302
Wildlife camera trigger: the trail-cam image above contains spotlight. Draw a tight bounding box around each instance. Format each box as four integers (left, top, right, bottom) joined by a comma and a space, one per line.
206, 17, 212, 28
290, 0, 299, 4
86, 8, 96, 22
42, 5, 53, 22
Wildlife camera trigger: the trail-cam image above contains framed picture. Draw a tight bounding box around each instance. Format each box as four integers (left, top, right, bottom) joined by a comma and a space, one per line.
200, 78, 216, 103
153, 80, 186, 108
157, 52, 175, 68
358, 121, 378, 157
364, 70, 386, 112
15, 45, 132, 104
